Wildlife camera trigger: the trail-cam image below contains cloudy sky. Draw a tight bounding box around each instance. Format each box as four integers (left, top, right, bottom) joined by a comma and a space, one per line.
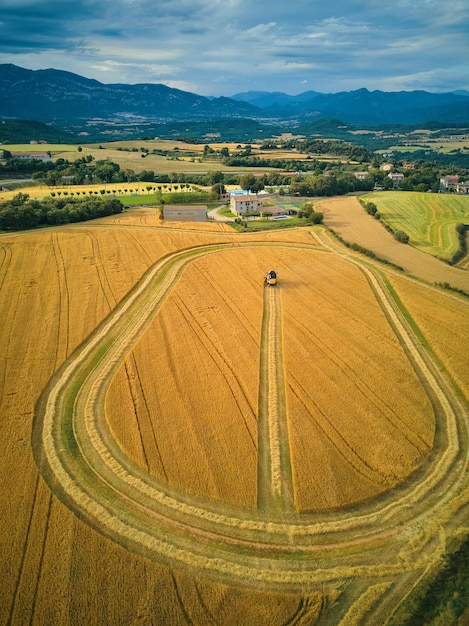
1, 0, 468, 96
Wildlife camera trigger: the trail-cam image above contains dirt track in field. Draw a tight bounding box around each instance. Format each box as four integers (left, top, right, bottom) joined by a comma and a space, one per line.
32, 230, 469, 613
318, 196, 469, 292
258, 284, 294, 514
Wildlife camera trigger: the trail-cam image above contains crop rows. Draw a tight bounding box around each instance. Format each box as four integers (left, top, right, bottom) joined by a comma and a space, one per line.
364, 191, 469, 261
31, 234, 468, 601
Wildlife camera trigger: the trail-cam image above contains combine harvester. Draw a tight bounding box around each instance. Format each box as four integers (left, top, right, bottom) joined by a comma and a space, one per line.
264, 270, 278, 287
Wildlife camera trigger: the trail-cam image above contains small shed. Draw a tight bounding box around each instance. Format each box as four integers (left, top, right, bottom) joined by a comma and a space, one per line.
162, 205, 208, 222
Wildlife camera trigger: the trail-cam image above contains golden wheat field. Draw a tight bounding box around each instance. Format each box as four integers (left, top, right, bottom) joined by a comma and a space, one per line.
106, 246, 434, 512
387, 275, 469, 403
1, 208, 468, 625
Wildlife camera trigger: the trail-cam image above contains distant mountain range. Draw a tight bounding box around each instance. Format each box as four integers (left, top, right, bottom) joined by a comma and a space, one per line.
231, 88, 469, 125
1, 64, 469, 127
0, 64, 257, 123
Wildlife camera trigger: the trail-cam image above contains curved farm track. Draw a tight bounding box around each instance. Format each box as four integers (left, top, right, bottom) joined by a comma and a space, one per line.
32, 230, 469, 623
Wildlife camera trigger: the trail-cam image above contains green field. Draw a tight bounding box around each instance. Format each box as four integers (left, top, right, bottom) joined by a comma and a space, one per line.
2, 143, 80, 153
363, 191, 469, 261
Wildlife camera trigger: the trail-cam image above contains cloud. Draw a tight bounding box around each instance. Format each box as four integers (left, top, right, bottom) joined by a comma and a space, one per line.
0, 0, 468, 95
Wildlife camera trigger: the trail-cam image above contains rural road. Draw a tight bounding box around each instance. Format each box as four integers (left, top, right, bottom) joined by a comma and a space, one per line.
207, 205, 234, 222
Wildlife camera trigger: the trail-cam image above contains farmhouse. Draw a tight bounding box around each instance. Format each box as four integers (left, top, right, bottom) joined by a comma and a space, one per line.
456, 181, 469, 194
162, 205, 207, 222
230, 193, 259, 216
14, 152, 51, 161
440, 175, 459, 191
388, 172, 404, 187
353, 172, 368, 181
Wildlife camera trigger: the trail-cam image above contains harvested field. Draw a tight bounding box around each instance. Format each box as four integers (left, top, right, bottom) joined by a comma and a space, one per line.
1, 207, 468, 624
318, 195, 469, 292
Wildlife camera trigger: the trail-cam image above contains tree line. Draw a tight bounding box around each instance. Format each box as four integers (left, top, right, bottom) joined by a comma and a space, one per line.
2, 143, 469, 198
0, 193, 123, 230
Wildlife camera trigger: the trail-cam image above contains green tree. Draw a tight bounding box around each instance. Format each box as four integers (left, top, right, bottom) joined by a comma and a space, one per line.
309, 211, 324, 224
31, 171, 45, 185
211, 183, 226, 198
94, 162, 118, 183
239, 173, 256, 192
45, 170, 62, 187
123, 168, 134, 183
394, 230, 410, 244
207, 170, 224, 187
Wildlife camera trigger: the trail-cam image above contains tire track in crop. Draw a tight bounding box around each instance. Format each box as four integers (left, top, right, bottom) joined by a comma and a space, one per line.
32, 241, 468, 593
9, 233, 70, 625
0, 242, 12, 293
283, 595, 324, 626
51, 233, 71, 360
289, 373, 390, 488
27, 494, 53, 626
128, 353, 169, 480
86, 232, 117, 310
258, 283, 294, 514
26, 232, 76, 623
190, 257, 260, 343
0, 244, 14, 396
9, 237, 58, 623
288, 313, 430, 456
193, 582, 217, 626
122, 360, 151, 473
7, 478, 54, 626
171, 573, 196, 626
6, 473, 40, 626
86, 231, 165, 480
171, 291, 257, 449
125, 230, 154, 268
